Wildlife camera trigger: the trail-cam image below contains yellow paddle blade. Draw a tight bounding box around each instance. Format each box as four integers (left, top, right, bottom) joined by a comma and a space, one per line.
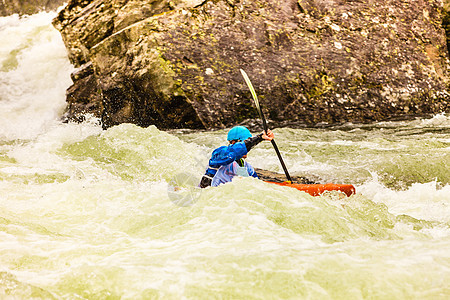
240, 69, 261, 112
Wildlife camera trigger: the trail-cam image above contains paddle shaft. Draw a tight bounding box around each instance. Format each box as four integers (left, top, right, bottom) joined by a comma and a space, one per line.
270, 140, 292, 182
240, 69, 292, 182
259, 108, 293, 183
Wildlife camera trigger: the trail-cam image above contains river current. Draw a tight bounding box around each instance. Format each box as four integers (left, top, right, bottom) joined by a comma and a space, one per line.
0, 11, 449, 299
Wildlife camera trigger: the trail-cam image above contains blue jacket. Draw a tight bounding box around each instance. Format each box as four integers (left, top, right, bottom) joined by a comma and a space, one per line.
202, 134, 263, 186
208, 142, 247, 170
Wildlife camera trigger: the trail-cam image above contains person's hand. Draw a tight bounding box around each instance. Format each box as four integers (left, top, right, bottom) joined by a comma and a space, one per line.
262, 129, 274, 141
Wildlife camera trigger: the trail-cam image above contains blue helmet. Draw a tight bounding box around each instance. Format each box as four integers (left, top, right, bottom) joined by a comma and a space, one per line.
227, 126, 252, 141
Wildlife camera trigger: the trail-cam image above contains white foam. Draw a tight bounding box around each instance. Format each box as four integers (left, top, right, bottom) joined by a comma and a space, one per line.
0, 12, 73, 141
358, 179, 450, 223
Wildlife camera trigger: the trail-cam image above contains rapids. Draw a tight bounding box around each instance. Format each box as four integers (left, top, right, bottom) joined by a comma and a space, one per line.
0, 11, 449, 299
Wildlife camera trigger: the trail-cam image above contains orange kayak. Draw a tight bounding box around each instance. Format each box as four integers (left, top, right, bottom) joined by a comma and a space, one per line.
266, 181, 356, 197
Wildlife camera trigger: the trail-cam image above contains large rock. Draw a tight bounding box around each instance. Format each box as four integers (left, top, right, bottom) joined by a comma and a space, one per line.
443, 1, 450, 54
54, 0, 450, 129
0, 0, 66, 16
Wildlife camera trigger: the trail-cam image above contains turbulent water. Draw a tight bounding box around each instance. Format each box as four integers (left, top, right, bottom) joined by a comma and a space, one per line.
1, 12, 449, 299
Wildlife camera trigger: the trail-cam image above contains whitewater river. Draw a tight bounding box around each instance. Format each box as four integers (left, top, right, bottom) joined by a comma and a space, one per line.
1, 11, 449, 299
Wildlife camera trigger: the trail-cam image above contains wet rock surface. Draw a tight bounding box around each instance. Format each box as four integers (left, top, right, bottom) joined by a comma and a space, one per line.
0, 0, 66, 16
53, 0, 450, 129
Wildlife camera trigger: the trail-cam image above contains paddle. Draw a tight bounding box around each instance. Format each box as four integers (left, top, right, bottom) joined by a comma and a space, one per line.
240, 69, 292, 183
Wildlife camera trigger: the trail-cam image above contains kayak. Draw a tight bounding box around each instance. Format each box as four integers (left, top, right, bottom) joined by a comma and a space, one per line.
254, 168, 356, 196
265, 181, 356, 197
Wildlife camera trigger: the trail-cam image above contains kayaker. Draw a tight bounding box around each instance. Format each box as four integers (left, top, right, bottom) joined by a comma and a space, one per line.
199, 126, 274, 188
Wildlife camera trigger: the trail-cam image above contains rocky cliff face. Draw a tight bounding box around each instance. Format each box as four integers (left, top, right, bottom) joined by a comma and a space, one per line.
54, 0, 450, 129
0, 0, 66, 16
443, 1, 450, 53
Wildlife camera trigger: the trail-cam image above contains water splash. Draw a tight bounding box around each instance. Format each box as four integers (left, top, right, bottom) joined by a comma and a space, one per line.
0, 12, 73, 141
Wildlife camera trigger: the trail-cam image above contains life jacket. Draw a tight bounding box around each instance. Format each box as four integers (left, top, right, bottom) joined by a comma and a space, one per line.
235, 158, 249, 177
211, 159, 258, 187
